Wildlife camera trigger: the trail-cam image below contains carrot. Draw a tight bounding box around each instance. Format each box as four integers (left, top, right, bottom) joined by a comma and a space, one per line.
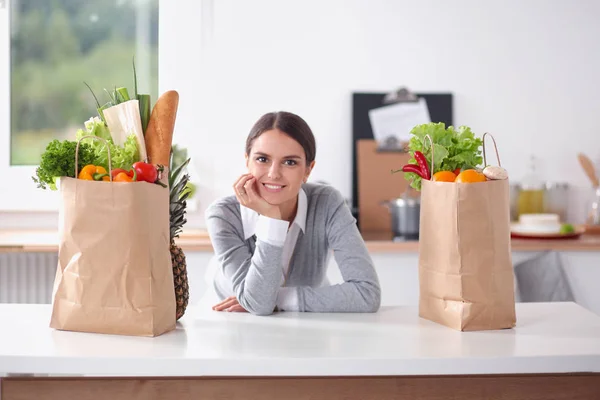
144, 90, 179, 166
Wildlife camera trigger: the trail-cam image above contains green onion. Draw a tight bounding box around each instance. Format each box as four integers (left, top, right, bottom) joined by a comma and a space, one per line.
97, 102, 111, 122
84, 82, 106, 123
116, 87, 130, 103
133, 56, 138, 98
104, 88, 116, 105
137, 94, 151, 136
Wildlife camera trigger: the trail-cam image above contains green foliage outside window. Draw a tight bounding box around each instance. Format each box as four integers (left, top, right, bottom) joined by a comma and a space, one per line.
10, 0, 159, 165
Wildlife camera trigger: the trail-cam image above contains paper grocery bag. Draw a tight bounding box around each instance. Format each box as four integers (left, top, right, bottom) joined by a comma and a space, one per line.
418, 177, 517, 331
50, 175, 176, 337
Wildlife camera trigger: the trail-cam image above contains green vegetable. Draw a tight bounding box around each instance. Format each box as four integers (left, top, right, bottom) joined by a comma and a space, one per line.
85, 58, 149, 124
116, 87, 130, 103
402, 123, 483, 190
137, 94, 151, 135
560, 223, 575, 234
80, 116, 112, 141
133, 57, 152, 136
32, 140, 96, 190
76, 117, 140, 171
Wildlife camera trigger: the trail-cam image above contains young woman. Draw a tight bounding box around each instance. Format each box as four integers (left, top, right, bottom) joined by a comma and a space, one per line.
205, 111, 381, 315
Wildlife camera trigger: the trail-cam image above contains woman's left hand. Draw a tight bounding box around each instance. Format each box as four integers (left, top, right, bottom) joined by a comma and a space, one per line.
212, 296, 248, 312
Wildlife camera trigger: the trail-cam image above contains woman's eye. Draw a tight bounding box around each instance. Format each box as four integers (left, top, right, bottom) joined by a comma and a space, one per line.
284, 160, 297, 166
256, 156, 267, 163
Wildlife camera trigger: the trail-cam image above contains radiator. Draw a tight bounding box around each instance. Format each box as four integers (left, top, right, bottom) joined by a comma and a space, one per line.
0, 253, 57, 304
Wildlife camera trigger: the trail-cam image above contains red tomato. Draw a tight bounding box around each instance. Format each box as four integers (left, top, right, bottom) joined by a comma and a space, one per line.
132, 162, 158, 184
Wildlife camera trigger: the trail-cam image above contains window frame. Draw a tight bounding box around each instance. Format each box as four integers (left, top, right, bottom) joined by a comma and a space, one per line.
1, 1, 52, 211
0, 0, 165, 212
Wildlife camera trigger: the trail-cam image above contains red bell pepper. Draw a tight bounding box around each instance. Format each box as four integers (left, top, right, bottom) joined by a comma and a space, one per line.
132, 162, 158, 184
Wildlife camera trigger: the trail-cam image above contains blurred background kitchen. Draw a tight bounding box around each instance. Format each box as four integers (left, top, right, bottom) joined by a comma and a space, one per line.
3, 0, 599, 234
1, 0, 599, 312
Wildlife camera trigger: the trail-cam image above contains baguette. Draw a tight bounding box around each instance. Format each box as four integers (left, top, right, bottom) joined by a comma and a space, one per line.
144, 90, 179, 165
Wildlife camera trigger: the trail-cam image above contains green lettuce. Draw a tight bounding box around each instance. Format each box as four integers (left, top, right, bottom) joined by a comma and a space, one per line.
404, 122, 483, 190
76, 116, 140, 171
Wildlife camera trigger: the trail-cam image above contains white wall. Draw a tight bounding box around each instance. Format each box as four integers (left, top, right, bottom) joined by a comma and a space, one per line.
160, 0, 600, 228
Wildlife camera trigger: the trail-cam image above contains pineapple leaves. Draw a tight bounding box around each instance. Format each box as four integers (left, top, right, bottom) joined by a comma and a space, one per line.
168, 144, 194, 241
169, 157, 191, 189
169, 173, 190, 240
169, 153, 192, 241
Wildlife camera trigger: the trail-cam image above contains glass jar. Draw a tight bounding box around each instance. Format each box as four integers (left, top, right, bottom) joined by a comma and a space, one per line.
517, 185, 545, 217
586, 187, 600, 225
516, 155, 545, 218
544, 182, 569, 222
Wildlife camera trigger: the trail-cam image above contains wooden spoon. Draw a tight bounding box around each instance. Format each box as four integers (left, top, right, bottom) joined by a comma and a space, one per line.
578, 153, 599, 187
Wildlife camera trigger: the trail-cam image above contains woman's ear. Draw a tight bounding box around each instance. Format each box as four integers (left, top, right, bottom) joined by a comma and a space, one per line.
304, 160, 316, 183
245, 153, 249, 168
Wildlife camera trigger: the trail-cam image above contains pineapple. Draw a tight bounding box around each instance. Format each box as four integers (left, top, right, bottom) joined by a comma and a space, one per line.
169, 149, 192, 320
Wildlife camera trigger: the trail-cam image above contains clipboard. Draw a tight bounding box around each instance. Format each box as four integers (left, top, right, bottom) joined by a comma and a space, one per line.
352, 87, 453, 233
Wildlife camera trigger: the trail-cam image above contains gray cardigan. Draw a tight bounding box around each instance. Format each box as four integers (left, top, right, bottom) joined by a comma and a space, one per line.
205, 183, 381, 315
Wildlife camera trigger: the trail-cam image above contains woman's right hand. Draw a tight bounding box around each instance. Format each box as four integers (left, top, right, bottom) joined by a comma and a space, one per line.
234, 174, 282, 220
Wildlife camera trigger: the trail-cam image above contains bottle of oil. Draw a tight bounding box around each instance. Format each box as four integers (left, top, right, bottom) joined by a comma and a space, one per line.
517, 155, 545, 218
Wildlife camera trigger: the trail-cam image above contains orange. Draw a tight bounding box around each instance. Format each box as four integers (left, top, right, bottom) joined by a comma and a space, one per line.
455, 169, 487, 183
432, 171, 457, 182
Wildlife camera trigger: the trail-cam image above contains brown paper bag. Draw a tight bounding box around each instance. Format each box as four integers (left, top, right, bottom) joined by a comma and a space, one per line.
418, 133, 516, 331
50, 137, 176, 337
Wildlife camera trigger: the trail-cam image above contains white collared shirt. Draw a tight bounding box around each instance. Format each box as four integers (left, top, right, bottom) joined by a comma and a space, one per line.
239, 188, 307, 310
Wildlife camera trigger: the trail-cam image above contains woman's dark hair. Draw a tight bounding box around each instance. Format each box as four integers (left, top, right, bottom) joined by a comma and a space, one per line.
245, 111, 316, 164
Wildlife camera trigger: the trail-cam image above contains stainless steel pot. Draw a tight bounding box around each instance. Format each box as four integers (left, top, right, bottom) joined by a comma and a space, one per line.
382, 195, 420, 240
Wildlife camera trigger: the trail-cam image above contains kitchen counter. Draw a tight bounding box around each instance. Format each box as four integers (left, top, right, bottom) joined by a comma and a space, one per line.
0, 302, 599, 399
2, 229, 600, 253
0, 229, 213, 253
361, 230, 600, 252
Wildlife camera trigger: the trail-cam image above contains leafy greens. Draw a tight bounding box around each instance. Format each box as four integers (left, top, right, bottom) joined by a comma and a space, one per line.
32, 140, 96, 190
75, 117, 139, 171
404, 123, 483, 190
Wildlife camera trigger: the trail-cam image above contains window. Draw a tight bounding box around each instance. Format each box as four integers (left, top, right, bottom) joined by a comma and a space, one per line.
1, 0, 158, 211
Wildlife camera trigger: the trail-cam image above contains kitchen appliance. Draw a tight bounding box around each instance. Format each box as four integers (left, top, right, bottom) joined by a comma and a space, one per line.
382, 193, 420, 240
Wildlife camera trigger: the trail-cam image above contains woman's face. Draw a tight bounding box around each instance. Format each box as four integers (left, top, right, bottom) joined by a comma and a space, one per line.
246, 129, 314, 206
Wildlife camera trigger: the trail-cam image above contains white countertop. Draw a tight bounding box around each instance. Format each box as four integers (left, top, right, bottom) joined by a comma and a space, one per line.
1, 302, 599, 377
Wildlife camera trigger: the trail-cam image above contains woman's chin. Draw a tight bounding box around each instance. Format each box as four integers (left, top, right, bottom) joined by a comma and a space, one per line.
260, 190, 286, 205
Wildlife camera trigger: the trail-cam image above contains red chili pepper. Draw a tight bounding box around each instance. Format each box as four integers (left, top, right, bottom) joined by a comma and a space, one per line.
402, 164, 427, 179
454, 168, 461, 176
132, 162, 158, 184
414, 151, 430, 180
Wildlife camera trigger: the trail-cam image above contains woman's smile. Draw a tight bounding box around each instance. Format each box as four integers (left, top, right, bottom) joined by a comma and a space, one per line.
262, 182, 286, 193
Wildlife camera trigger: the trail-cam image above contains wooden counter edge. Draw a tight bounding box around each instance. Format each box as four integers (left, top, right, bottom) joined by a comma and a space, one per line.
2, 374, 600, 400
